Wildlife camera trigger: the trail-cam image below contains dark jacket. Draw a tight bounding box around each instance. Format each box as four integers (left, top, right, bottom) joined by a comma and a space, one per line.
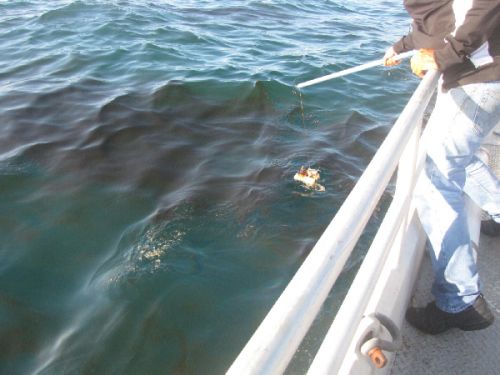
393, 0, 500, 89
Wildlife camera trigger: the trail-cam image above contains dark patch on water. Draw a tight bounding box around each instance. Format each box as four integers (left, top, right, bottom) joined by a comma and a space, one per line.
0, 77, 397, 375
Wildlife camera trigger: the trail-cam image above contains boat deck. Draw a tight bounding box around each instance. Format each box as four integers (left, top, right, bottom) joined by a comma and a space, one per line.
390, 232, 499, 375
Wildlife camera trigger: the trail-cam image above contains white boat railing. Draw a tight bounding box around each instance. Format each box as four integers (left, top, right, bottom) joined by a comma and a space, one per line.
227, 70, 440, 375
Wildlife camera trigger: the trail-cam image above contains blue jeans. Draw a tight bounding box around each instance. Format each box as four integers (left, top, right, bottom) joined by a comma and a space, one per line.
415, 81, 500, 313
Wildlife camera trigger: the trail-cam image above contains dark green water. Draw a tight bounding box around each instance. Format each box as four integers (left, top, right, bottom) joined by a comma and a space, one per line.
0, 1, 419, 374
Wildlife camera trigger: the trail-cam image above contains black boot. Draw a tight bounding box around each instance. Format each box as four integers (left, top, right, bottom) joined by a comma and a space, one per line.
481, 219, 500, 237
406, 294, 494, 335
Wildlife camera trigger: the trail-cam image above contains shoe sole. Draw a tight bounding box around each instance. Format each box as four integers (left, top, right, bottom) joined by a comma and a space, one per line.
458, 320, 494, 331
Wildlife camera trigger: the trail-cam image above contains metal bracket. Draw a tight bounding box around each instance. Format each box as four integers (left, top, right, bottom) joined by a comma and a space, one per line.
358, 313, 402, 369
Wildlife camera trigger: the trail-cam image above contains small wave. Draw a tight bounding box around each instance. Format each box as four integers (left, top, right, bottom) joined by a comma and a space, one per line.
39, 1, 108, 24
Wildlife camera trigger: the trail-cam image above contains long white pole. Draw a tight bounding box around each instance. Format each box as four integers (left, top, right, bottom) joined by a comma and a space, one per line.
296, 50, 416, 89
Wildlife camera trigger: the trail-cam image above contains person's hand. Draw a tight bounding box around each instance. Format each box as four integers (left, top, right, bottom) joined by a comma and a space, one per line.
383, 47, 401, 67
410, 49, 437, 78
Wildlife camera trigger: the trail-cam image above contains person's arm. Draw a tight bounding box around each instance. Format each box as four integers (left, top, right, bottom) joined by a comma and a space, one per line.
392, 34, 415, 54
434, 0, 500, 71
391, 0, 451, 54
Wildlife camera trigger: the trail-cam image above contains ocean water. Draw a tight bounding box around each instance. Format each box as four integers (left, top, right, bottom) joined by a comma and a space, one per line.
0, 1, 419, 374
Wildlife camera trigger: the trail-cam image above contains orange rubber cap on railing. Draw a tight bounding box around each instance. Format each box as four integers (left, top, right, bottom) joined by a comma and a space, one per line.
368, 347, 387, 368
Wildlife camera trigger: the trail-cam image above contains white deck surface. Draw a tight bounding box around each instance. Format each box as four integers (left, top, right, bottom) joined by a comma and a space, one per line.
390, 233, 499, 375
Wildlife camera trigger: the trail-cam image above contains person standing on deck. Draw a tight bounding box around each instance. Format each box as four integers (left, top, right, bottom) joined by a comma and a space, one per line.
384, 0, 500, 334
